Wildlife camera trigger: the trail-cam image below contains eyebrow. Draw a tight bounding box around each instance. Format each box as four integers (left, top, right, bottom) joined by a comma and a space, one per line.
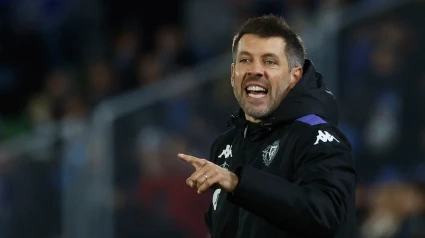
262, 53, 280, 59
238, 51, 280, 59
238, 51, 251, 57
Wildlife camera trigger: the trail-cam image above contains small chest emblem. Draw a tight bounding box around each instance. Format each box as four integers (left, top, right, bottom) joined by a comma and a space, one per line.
262, 140, 280, 166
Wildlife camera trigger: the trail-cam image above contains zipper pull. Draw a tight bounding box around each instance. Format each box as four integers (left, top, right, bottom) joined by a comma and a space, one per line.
244, 125, 248, 138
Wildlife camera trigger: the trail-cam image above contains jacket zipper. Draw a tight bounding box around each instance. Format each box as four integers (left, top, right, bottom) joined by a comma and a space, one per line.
243, 124, 248, 138
236, 123, 249, 233
242, 124, 249, 164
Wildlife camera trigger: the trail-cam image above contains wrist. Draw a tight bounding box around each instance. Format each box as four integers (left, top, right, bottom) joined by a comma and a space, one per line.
231, 172, 239, 192
230, 165, 244, 193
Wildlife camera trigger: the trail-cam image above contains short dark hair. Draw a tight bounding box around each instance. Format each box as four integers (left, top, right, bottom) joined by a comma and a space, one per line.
232, 14, 305, 69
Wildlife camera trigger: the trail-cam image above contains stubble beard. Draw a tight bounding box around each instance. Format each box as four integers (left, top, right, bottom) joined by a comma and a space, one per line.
233, 86, 284, 121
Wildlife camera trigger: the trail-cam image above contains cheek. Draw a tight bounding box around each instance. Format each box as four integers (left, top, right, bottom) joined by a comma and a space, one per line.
272, 77, 291, 96
234, 70, 243, 80
233, 71, 244, 86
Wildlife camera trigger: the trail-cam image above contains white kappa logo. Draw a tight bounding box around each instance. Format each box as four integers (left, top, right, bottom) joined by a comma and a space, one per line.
220, 161, 230, 170
314, 130, 340, 145
262, 140, 279, 166
218, 145, 232, 159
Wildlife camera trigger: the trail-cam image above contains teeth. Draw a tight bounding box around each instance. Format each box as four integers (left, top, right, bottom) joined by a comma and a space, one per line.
247, 86, 266, 92
248, 93, 266, 98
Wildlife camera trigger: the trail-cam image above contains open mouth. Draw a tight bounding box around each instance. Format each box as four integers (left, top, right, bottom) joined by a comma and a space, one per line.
245, 85, 268, 98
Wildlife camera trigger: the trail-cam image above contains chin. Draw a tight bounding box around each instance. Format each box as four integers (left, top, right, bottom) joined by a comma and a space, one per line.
244, 107, 270, 120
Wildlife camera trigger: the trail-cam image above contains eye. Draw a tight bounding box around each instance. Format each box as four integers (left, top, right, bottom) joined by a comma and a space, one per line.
239, 59, 250, 63
265, 60, 277, 65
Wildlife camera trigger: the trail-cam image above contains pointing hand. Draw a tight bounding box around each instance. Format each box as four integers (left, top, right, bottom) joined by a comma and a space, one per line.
178, 153, 238, 194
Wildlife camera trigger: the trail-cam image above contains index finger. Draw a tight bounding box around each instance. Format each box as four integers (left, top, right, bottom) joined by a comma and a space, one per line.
178, 153, 205, 169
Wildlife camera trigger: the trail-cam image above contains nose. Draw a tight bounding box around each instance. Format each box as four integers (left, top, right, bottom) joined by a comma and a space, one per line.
247, 61, 264, 78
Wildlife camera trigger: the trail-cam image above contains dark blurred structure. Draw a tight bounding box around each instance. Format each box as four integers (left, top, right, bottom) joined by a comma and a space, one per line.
0, 0, 424, 238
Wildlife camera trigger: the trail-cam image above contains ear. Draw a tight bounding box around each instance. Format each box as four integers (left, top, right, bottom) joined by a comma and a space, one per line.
289, 67, 303, 89
231, 63, 235, 87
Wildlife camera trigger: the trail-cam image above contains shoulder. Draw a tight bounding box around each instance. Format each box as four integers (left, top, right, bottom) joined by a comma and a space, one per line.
295, 114, 329, 127
291, 115, 355, 172
293, 114, 352, 151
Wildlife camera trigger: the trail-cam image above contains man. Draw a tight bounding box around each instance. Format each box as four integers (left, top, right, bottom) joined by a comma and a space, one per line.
178, 14, 357, 238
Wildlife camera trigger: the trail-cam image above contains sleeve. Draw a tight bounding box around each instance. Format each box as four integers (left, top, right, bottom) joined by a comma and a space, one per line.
227, 126, 356, 237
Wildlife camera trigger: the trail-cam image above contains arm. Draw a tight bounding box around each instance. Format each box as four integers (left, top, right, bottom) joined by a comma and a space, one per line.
227, 127, 356, 237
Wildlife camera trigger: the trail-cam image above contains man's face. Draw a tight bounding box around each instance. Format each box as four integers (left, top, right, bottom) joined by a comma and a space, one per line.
231, 34, 301, 122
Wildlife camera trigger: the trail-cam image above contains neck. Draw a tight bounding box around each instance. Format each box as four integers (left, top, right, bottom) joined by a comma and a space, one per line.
245, 114, 262, 123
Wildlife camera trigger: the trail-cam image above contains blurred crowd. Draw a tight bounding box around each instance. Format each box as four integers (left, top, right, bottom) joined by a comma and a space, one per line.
0, 0, 424, 238
0, 0, 366, 139
339, 5, 425, 237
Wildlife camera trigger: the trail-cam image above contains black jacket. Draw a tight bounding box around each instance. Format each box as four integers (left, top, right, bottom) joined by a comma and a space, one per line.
205, 60, 357, 238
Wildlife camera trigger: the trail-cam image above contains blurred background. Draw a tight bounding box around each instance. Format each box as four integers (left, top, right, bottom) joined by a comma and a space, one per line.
0, 0, 424, 237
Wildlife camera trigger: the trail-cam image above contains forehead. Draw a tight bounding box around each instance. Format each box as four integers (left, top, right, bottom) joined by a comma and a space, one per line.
236, 34, 287, 57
